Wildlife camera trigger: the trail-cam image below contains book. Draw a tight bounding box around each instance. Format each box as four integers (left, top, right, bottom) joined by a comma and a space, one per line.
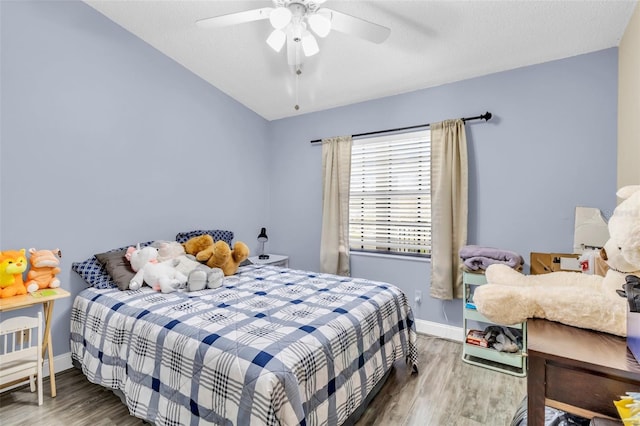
466, 329, 489, 348
32, 289, 58, 297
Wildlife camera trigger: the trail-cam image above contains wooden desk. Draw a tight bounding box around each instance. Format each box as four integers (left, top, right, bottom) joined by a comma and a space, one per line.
527, 319, 640, 426
0, 288, 70, 397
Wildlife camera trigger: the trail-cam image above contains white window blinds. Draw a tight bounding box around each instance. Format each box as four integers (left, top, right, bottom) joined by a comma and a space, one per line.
349, 130, 431, 256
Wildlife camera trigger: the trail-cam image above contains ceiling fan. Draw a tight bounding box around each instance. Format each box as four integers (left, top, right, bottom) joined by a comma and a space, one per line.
196, 0, 391, 68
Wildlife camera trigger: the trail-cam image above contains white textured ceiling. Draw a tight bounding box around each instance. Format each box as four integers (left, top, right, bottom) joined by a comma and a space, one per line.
85, 0, 637, 121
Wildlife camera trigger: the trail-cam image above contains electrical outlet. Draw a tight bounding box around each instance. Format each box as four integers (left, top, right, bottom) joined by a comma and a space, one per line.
414, 290, 422, 305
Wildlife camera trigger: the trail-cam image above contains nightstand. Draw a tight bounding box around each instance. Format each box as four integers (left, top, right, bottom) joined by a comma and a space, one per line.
248, 254, 289, 268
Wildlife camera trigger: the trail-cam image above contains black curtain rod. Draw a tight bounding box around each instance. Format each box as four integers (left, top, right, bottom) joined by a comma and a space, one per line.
309, 111, 492, 144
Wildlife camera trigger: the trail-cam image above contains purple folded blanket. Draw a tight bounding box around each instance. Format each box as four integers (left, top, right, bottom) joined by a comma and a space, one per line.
459, 245, 524, 271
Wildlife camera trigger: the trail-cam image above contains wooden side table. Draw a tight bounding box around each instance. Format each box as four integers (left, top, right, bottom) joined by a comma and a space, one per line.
0, 288, 70, 397
527, 319, 640, 425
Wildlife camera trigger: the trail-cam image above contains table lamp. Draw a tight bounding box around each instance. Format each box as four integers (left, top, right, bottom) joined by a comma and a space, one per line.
257, 227, 269, 259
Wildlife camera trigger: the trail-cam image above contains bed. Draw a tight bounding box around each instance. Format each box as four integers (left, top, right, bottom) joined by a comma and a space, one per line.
70, 231, 418, 426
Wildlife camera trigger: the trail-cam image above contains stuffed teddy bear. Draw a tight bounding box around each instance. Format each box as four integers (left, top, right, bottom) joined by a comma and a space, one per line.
26, 248, 61, 291
125, 244, 188, 293
197, 241, 250, 276
182, 234, 216, 258
155, 241, 223, 290
155, 240, 186, 262
0, 249, 29, 298
609, 185, 640, 269
473, 185, 640, 337
182, 234, 250, 276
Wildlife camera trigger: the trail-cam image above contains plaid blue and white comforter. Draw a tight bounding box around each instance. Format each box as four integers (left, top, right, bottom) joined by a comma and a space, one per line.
70, 265, 418, 426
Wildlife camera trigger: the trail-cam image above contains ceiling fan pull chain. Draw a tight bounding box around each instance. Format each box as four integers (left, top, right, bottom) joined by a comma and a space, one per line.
295, 68, 301, 110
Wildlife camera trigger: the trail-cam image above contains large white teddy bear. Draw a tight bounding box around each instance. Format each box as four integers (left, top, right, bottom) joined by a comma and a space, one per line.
125, 244, 188, 293
473, 185, 640, 337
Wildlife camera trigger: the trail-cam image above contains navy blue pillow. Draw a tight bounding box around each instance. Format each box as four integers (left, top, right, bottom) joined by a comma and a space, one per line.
175, 230, 233, 246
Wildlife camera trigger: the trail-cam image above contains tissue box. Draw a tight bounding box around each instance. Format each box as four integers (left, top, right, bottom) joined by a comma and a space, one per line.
629, 310, 640, 364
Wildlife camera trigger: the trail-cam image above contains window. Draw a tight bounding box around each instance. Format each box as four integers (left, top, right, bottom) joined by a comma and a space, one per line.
349, 130, 431, 257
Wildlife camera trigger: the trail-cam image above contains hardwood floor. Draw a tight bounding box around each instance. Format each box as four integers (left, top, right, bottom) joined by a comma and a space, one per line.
0, 335, 526, 426
355, 335, 526, 426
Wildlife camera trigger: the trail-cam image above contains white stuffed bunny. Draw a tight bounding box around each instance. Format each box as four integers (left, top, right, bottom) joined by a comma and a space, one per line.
125, 244, 188, 293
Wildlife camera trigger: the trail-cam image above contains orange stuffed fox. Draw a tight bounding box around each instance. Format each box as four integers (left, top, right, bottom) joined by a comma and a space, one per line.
0, 249, 29, 298
26, 248, 61, 291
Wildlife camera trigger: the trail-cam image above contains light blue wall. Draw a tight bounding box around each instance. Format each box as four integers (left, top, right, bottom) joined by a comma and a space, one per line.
0, 1, 619, 357
0, 1, 270, 358
267, 48, 618, 327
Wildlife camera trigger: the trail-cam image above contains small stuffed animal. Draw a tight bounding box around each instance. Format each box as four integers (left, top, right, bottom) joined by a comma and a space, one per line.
182, 234, 216, 258
0, 249, 29, 298
155, 240, 186, 262
182, 235, 250, 276
183, 235, 231, 271
125, 244, 188, 293
194, 240, 232, 270
473, 185, 640, 337
155, 241, 223, 290
197, 241, 250, 276
172, 256, 224, 291
26, 248, 61, 291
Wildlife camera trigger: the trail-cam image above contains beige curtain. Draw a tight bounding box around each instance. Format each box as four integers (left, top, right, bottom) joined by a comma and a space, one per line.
320, 135, 352, 276
429, 119, 468, 299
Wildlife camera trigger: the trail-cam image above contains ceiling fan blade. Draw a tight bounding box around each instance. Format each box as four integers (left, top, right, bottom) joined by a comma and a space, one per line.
196, 7, 273, 28
321, 8, 390, 44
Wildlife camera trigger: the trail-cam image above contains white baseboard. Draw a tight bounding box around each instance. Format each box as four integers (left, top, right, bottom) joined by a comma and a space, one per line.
44, 352, 74, 377
415, 318, 463, 342
1, 352, 73, 393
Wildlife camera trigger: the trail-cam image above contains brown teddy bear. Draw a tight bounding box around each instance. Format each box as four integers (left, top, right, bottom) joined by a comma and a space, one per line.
183, 235, 250, 276
198, 241, 249, 276
182, 234, 215, 256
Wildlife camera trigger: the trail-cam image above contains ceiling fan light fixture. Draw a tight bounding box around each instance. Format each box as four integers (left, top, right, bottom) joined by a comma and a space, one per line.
270, 7, 292, 29
196, 1, 391, 71
266, 29, 287, 52
308, 13, 331, 38
301, 32, 319, 57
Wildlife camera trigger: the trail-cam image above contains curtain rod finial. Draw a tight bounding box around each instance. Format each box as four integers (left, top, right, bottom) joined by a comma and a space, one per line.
483, 112, 492, 121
